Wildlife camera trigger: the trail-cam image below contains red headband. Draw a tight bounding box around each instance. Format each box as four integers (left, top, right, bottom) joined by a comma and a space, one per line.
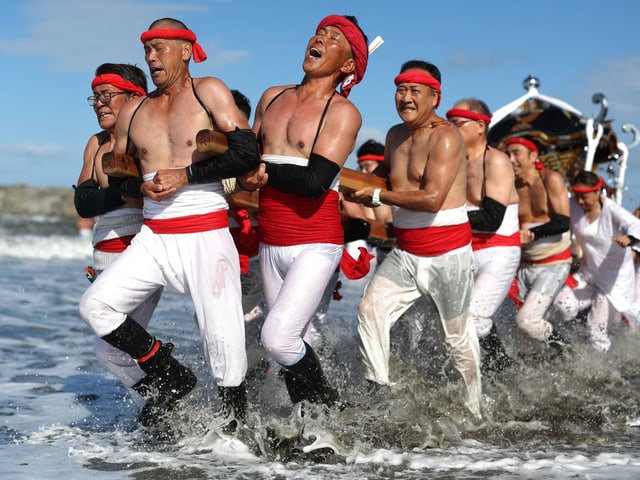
506, 137, 539, 155
357, 154, 384, 163
446, 108, 492, 124
316, 15, 368, 98
91, 74, 146, 96
571, 177, 604, 194
140, 28, 207, 63
394, 71, 442, 108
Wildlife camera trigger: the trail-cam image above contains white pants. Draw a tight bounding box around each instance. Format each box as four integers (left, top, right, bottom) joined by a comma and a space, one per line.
554, 274, 617, 352
259, 242, 342, 366
79, 225, 247, 387
470, 246, 521, 338
358, 247, 482, 418
91, 250, 163, 397
516, 262, 569, 341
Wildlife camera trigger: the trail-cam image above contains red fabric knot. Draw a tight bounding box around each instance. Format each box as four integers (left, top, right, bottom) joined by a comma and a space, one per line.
316, 15, 368, 98
394, 70, 442, 108
445, 108, 492, 124
339, 246, 375, 280
91, 74, 146, 97
140, 28, 207, 63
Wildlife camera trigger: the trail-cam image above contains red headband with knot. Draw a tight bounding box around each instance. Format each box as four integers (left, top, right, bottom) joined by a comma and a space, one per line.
506, 137, 539, 155
316, 15, 368, 98
571, 177, 604, 194
140, 28, 207, 63
446, 108, 492, 124
394, 71, 442, 108
357, 154, 384, 163
91, 74, 146, 97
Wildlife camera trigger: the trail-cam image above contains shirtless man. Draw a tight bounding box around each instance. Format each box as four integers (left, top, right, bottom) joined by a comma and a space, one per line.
78, 18, 261, 428
74, 62, 166, 406
505, 137, 571, 352
446, 100, 520, 372
245, 14, 368, 408
347, 60, 482, 419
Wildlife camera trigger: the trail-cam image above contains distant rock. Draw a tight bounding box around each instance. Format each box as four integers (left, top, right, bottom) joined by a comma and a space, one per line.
0, 185, 76, 218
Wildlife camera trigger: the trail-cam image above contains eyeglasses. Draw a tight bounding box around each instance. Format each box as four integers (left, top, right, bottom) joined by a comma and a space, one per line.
449, 119, 473, 128
87, 91, 126, 106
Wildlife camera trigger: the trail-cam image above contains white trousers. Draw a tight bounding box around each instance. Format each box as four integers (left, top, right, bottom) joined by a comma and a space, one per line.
554, 273, 627, 352
79, 225, 247, 387
259, 242, 342, 366
91, 250, 163, 397
357, 247, 482, 418
470, 246, 521, 338
516, 262, 569, 341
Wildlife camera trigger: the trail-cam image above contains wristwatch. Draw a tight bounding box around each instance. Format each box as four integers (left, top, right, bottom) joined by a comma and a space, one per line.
371, 188, 383, 207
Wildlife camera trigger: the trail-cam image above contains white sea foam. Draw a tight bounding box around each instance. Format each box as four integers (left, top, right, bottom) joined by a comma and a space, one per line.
2, 247, 640, 478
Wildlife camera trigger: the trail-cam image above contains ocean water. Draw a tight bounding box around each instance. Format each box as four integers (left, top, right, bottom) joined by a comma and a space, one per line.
1, 212, 640, 479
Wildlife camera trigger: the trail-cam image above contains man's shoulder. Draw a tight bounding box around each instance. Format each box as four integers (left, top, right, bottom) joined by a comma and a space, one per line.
541, 168, 567, 186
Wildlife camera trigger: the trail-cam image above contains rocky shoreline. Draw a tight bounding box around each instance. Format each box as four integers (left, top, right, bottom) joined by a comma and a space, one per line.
0, 185, 77, 218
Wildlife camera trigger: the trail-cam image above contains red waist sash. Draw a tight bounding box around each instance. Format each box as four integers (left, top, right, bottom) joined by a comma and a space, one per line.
524, 247, 572, 265
144, 210, 228, 234
258, 186, 343, 246
471, 231, 520, 251
95, 235, 135, 253
394, 222, 471, 257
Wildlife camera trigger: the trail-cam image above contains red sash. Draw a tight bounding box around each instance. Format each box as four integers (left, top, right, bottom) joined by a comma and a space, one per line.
95, 235, 135, 253
471, 231, 520, 251
258, 186, 343, 246
144, 210, 228, 234
394, 222, 471, 257
524, 247, 572, 265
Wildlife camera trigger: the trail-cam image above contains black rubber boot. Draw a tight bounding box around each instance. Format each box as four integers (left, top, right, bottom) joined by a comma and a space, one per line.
218, 383, 248, 433
281, 342, 339, 407
479, 324, 516, 373
133, 341, 197, 427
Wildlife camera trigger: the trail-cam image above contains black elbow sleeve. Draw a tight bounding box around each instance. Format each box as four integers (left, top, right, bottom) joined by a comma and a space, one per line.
468, 196, 507, 232
529, 213, 570, 239
108, 176, 144, 198
186, 128, 261, 183
73, 178, 124, 218
264, 152, 341, 197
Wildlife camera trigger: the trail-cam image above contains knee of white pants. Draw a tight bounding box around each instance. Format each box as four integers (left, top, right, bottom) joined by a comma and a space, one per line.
79, 287, 126, 338
516, 311, 552, 341
260, 320, 303, 366
473, 315, 493, 338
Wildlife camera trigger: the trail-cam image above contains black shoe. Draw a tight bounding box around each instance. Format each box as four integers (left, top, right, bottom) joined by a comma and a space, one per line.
479, 324, 517, 373
282, 342, 339, 407
134, 342, 197, 428
218, 383, 248, 434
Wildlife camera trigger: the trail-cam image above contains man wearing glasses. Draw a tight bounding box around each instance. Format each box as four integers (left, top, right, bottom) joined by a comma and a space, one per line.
75, 63, 171, 413
446, 100, 520, 373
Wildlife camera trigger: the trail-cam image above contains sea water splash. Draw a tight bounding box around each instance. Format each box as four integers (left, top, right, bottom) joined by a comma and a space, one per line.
2, 214, 640, 478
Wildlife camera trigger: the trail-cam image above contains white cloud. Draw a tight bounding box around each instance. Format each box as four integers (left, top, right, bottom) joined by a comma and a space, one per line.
0, 143, 71, 158
0, 0, 247, 72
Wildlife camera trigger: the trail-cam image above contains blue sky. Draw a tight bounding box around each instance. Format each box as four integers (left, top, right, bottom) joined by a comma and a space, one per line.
1, 0, 640, 208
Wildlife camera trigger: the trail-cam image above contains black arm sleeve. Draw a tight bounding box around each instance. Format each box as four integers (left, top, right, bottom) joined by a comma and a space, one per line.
529, 213, 570, 239
73, 178, 124, 218
467, 196, 507, 232
186, 128, 261, 183
107, 176, 144, 198
264, 152, 341, 197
